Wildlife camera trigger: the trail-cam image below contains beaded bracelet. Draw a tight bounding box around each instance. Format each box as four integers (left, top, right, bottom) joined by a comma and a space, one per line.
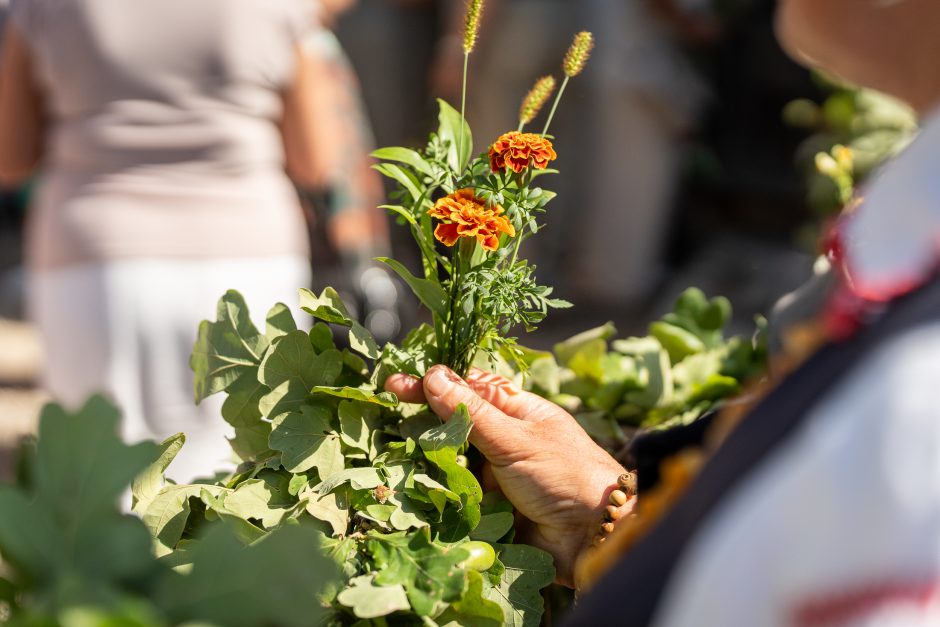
591, 471, 637, 547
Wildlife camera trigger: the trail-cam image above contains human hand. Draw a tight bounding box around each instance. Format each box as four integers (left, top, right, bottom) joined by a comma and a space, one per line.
385, 365, 634, 587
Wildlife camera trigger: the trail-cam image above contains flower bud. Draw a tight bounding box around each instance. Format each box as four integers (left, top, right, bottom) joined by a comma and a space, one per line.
563, 31, 594, 78
519, 75, 556, 126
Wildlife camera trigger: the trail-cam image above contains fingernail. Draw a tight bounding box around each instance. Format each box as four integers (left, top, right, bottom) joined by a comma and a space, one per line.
425, 368, 451, 398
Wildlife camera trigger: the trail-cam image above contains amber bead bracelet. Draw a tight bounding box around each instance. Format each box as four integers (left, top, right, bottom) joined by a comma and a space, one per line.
591, 471, 637, 547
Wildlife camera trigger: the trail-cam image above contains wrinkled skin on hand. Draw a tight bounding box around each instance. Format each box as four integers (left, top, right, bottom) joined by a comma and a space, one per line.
386, 365, 633, 587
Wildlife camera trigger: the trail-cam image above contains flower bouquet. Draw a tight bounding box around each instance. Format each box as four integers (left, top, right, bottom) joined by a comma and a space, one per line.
132, 8, 594, 626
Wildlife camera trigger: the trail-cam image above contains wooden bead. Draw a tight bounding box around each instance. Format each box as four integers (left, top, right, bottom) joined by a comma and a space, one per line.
592, 533, 607, 547
604, 505, 621, 521
617, 472, 637, 495
608, 489, 628, 507
600, 522, 615, 534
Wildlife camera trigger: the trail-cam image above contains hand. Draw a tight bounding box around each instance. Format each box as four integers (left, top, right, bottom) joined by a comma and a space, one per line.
385, 365, 633, 587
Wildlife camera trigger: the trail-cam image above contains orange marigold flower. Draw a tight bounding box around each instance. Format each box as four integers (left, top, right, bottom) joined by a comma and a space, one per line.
428, 188, 515, 252
488, 131, 557, 174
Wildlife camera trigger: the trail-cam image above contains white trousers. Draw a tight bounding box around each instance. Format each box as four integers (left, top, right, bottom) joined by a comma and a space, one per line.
28, 256, 310, 483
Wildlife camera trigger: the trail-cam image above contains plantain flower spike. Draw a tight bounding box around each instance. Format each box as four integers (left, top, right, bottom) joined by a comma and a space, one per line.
563, 31, 594, 78
519, 75, 557, 126
463, 0, 485, 54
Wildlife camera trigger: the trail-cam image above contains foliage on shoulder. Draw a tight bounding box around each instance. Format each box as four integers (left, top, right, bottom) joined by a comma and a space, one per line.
489, 288, 767, 448
0, 396, 338, 627
166, 288, 553, 626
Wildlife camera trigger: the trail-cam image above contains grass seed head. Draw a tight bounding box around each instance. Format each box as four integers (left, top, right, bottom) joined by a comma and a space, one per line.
563, 31, 594, 77
519, 75, 557, 126
463, 0, 485, 54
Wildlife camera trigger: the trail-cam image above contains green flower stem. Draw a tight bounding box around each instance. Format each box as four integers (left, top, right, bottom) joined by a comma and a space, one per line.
541, 75, 569, 137
457, 52, 469, 174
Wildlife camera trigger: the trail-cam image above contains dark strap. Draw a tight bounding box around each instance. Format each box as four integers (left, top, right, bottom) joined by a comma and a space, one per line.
564, 276, 940, 626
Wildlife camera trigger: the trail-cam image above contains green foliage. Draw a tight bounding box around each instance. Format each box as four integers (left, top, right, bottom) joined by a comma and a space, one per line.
374, 100, 570, 377
121, 290, 556, 625
505, 288, 767, 445
0, 397, 337, 627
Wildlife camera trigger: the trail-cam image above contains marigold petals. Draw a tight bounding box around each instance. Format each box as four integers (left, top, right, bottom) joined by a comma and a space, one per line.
487, 131, 557, 174
428, 189, 514, 251
434, 222, 461, 247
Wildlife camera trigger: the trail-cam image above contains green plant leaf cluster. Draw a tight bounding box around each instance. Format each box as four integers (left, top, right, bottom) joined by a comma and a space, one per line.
497, 288, 767, 446
127, 289, 557, 625
0, 397, 338, 627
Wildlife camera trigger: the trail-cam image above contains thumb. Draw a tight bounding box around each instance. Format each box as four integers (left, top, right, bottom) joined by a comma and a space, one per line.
423, 365, 523, 462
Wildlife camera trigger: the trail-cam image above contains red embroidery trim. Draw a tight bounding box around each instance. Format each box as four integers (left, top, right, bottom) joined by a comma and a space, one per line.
792, 579, 939, 627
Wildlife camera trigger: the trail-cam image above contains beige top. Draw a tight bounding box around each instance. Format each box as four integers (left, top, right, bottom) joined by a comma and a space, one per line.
12, 0, 313, 270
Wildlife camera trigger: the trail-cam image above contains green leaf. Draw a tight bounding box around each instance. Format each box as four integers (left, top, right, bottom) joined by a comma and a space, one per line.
228, 421, 274, 462
311, 385, 398, 408
339, 400, 380, 455
0, 396, 160, 598
437, 570, 504, 627
131, 432, 186, 517
437, 98, 473, 172
157, 524, 338, 627
419, 405, 483, 541
264, 302, 297, 342
337, 575, 411, 619
299, 286, 354, 326
268, 404, 344, 476
316, 467, 385, 493
220, 373, 268, 428
376, 257, 447, 319
303, 489, 350, 537
199, 489, 267, 546
191, 290, 268, 403
484, 544, 555, 627
224, 477, 293, 529
553, 323, 616, 368
372, 146, 434, 177
373, 162, 425, 203
368, 529, 469, 616
309, 322, 336, 352
259, 331, 343, 389
649, 321, 707, 364
143, 485, 215, 556
470, 512, 515, 543
349, 321, 381, 360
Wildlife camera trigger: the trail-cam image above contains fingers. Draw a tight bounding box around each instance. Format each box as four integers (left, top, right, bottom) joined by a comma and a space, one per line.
465, 368, 569, 423
384, 373, 426, 404
423, 365, 521, 461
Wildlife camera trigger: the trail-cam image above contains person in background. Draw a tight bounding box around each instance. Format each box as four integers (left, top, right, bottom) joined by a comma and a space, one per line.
0, 0, 385, 482
387, 0, 940, 624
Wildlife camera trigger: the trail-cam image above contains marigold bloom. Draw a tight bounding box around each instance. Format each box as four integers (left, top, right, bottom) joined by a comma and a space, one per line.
519, 76, 557, 127
488, 131, 558, 174
428, 189, 515, 251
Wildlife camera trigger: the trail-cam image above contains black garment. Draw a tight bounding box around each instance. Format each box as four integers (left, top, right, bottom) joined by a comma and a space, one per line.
564, 276, 940, 626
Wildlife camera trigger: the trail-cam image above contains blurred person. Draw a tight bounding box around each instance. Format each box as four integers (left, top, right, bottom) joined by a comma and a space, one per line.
299, 0, 400, 341
386, 1, 940, 624
0, 0, 382, 482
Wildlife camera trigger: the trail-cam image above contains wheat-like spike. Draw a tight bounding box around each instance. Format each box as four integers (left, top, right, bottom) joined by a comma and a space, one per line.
519, 75, 557, 127
463, 0, 485, 54
563, 31, 594, 78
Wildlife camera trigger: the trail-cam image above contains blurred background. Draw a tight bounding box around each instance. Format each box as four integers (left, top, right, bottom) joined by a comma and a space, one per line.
0, 0, 918, 475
